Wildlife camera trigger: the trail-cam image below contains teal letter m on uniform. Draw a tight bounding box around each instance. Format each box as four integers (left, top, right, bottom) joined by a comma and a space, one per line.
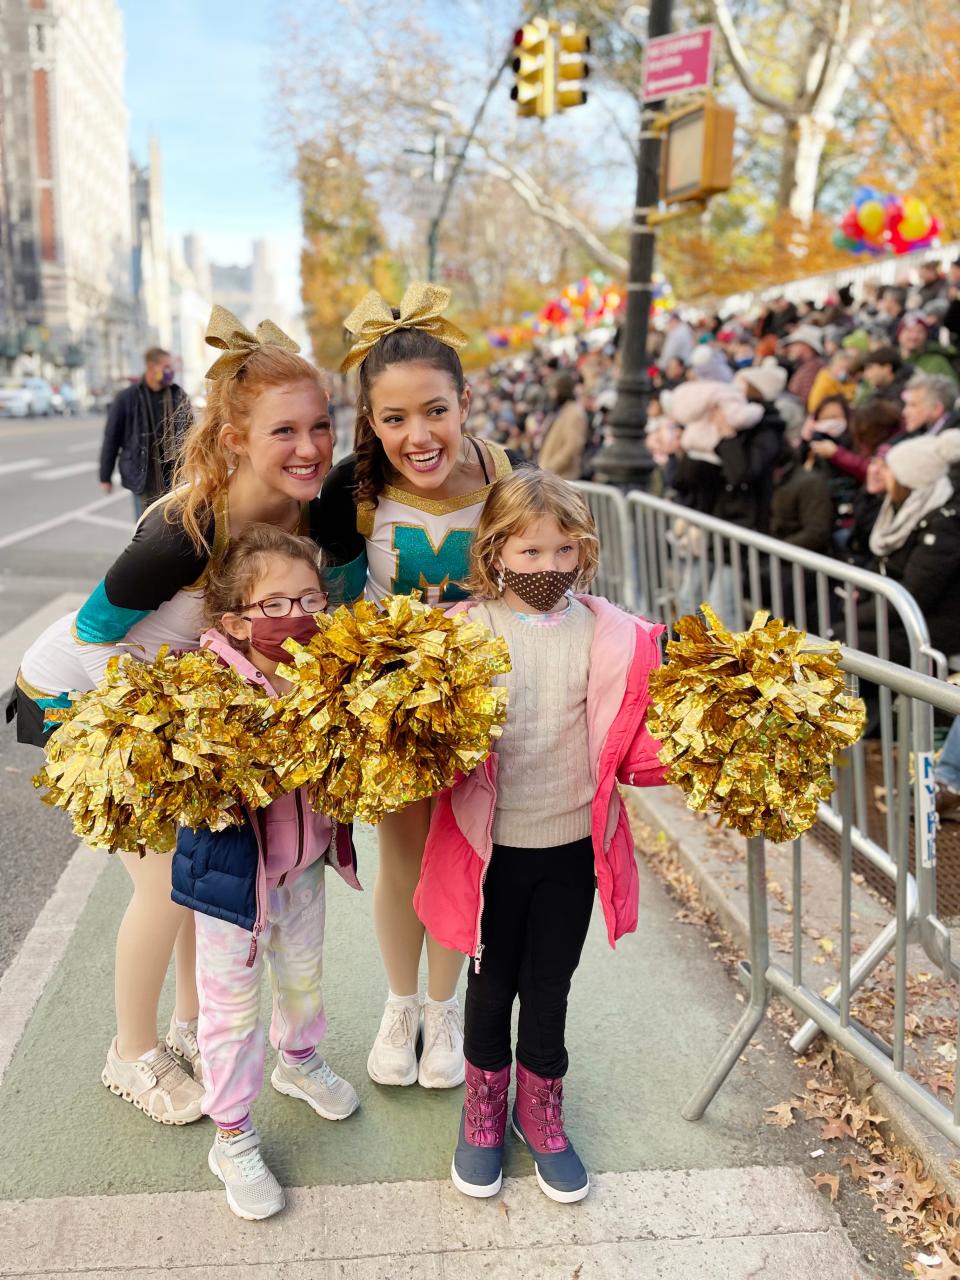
392, 525, 472, 602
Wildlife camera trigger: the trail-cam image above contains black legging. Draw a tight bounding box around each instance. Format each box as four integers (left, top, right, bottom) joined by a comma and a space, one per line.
463, 836, 596, 1078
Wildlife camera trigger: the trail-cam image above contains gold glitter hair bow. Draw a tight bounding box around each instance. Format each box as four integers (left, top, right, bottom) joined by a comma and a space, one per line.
340, 282, 468, 373
204, 304, 300, 380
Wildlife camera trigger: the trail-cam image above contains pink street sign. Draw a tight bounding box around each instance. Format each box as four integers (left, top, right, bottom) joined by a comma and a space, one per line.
642, 26, 715, 103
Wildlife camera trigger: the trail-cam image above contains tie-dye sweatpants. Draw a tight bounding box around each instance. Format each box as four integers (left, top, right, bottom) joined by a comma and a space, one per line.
195, 860, 327, 1128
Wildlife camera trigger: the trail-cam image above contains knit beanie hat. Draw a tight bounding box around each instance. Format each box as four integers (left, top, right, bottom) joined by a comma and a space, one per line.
887, 429, 960, 489
734, 361, 788, 402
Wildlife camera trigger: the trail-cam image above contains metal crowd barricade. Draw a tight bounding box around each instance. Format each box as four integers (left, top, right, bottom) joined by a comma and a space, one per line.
684, 651, 960, 1149
571, 481, 638, 613
573, 481, 960, 1099
618, 487, 956, 1053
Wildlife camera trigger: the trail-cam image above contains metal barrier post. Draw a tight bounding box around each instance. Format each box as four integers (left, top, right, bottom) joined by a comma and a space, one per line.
571, 482, 637, 612
683, 835, 770, 1120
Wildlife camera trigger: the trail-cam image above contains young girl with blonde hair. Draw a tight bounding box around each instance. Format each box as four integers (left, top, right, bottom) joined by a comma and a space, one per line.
413, 469, 666, 1203
317, 283, 527, 1091
12, 308, 336, 1126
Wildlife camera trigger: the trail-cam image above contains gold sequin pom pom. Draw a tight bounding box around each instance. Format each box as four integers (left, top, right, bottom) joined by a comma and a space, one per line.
34, 646, 280, 854
268, 594, 511, 825
647, 605, 866, 843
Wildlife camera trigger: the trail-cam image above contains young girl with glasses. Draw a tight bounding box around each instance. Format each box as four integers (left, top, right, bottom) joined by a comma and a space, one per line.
171, 523, 360, 1221
413, 469, 666, 1204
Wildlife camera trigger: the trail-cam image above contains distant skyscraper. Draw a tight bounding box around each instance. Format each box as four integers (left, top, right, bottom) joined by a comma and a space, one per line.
130, 136, 172, 351
0, 0, 136, 388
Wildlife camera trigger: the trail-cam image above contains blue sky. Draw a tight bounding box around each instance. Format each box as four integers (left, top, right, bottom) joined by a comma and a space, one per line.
120, 0, 302, 309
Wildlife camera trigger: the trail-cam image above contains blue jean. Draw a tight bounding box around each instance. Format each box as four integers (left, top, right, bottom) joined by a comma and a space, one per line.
936, 716, 960, 791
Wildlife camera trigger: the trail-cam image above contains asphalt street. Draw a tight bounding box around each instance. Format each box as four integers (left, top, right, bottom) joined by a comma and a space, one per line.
0, 414, 134, 977
0, 405, 355, 978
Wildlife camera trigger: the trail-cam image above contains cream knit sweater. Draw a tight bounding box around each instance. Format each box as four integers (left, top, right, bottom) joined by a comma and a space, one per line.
469, 597, 596, 848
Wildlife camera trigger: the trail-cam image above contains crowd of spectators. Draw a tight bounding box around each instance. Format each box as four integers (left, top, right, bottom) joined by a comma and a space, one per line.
470, 259, 960, 707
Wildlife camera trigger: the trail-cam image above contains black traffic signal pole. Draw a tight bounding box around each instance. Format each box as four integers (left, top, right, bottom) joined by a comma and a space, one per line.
593, 0, 672, 491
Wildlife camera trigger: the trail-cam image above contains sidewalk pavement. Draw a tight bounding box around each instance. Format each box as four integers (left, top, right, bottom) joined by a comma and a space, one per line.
628, 783, 960, 1202
0, 806, 904, 1277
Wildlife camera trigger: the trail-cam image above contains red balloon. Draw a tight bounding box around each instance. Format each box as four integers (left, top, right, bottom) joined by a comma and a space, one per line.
884, 198, 904, 232
841, 207, 861, 238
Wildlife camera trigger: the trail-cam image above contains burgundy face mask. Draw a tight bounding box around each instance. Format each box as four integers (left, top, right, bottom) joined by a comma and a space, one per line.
248, 614, 319, 663
501, 565, 578, 612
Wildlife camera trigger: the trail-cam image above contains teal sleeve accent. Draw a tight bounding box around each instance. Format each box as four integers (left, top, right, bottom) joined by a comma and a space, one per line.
36, 692, 73, 734
324, 552, 367, 605
75, 579, 151, 644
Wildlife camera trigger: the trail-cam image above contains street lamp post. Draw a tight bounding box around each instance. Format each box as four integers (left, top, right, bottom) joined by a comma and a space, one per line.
593, 0, 673, 491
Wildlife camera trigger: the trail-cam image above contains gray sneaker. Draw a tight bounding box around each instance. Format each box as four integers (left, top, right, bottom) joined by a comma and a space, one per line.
208, 1128, 285, 1221
270, 1052, 359, 1120
165, 1015, 203, 1084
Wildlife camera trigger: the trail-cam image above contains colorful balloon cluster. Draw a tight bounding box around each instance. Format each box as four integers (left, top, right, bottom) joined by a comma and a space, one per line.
833, 186, 941, 258
486, 271, 626, 350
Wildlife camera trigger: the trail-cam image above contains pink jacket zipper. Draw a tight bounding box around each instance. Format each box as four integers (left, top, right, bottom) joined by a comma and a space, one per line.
246, 808, 268, 967
472, 762, 499, 974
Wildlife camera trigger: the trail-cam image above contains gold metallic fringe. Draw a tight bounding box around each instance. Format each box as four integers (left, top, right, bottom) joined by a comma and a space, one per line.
647, 605, 865, 843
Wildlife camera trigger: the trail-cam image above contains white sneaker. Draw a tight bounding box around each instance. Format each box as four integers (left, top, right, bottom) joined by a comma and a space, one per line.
165, 1014, 203, 1084
270, 1052, 359, 1120
208, 1128, 285, 1221
101, 1039, 203, 1125
418, 1000, 465, 1089
366, 997, 420, 1086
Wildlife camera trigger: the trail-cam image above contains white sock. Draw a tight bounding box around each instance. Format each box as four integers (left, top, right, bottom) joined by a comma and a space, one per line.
175, 1017, 195, 1031
387, 989, 419, 1004
139, 1046, 162, 1064
425, 993, 459, 1009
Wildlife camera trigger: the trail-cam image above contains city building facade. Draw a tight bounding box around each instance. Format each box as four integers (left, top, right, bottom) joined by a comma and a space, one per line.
0, 0, 136, 391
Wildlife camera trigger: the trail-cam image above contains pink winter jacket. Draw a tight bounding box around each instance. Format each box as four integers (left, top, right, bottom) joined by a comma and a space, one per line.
198, 629, 361, 894
413, 596, 667, 964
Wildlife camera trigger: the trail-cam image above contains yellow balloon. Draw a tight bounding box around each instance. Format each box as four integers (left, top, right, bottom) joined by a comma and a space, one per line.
901, 216, 930, 241
858, 200, 885, 236
903, 196, 926, 219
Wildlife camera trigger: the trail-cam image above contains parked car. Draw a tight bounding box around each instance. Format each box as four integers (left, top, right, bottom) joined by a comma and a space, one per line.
51, 383, 85, 416
0, 379, 32, 418
23, 377, 54, 415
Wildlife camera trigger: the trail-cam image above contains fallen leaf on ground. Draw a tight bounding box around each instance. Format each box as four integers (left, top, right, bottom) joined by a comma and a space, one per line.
499, 1200, 509, 1221
764, 1099, 802, 1128
813, 1172, 840, 1202
820, 1116, 857, 1140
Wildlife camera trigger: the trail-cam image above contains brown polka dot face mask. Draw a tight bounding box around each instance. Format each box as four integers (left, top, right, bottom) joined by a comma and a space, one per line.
500, 565, 578, 612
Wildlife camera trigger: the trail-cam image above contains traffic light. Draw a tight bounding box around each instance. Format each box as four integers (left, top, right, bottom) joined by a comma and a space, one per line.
555, 23, 590, 111
511, 17, 554, 119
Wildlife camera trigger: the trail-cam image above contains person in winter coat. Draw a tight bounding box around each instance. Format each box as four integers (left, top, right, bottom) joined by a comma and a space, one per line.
844, 444, 891, 569
856, 430, 960, 667
728, 363, 788, 532
99, 346, 193, 518
783, 326, 827, 409
799, 395, 859, 542
807, 399, 900, 487
859, 346, 914, 410
413, 469, 665, 1206
172, 525, 361, 1221
898, 312, 958, 384
769, 437, 834, 553
537, 374, 589, 479
665, 379, 765, 519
